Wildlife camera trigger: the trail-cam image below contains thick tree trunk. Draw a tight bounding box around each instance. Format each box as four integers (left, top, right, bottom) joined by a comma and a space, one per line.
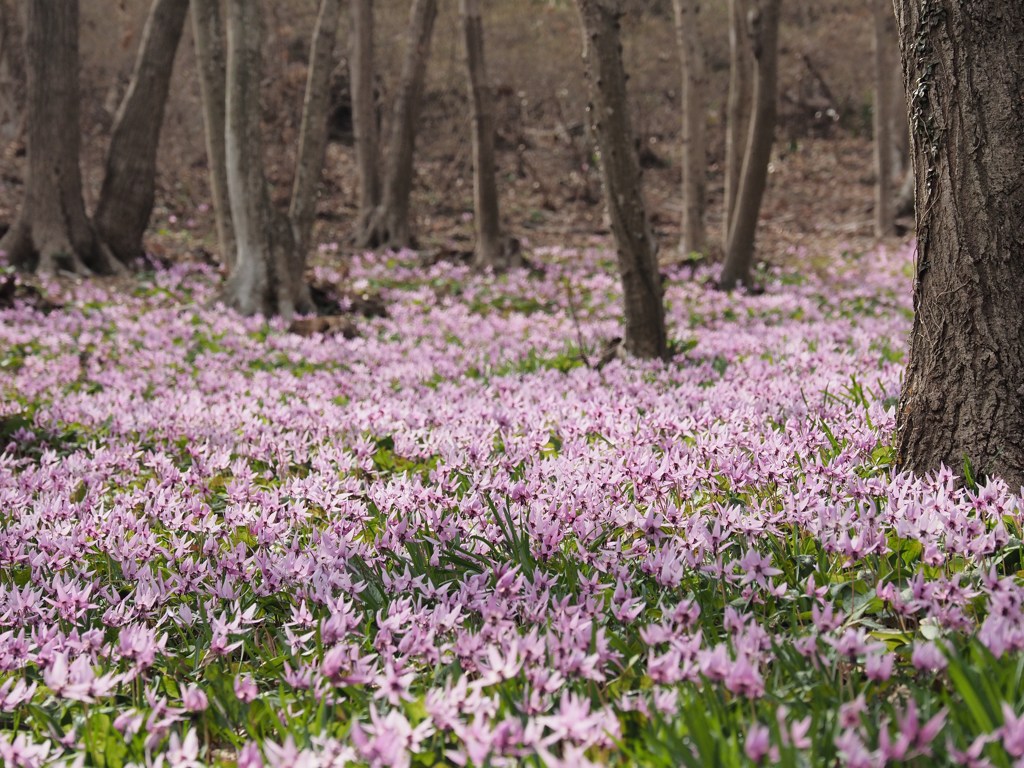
723, 0, 752, 250
222, 0, 310, 318
93, 0, 189, 265
894, 0, 1024, 491
349, 0, 380, 233
718, 0, 781, 291
0, 0, 117, 275
575, 0, 666, 360
289, 0, 343, 260
357, 0, 437, 250
460, 0, 516, 271
191, 0, 236, 270
672, 0, 707, 257
871, 0, 894, 238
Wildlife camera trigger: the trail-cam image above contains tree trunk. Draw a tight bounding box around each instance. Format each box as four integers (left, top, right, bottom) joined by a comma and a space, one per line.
460, 0, 516, 271
672, 0, 707, 257
575, 0, 666, 360
349, 0, 380, 233
0, 0, 26, 136
894, 0, 1024, 491
0, 0, 118, 275
357, 0, 437, 250
894, 164, 914, 218
222, 0, 310, 318
871, 0, 895, 238
93, 0, 189, 265
723, 0, 752, 250
191, 0, 236, 270
718, 0, 781, 291
289, 0, 343, 260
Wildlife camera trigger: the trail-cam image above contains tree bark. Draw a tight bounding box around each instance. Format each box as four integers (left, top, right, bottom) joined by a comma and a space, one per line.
575, 0, 666, 360
0, 0, 118, 275
894, 0, 1024, 491
672, 0, 707, 257
723, 0, 752, 250
289, 0, 343, 261
871, 0, 895, 238
357, 0, 437, 250
191, 0, 236, 270
349, 0, 380, 233
93, 0, 189, 265
222, 0, 310, 318
460, 0, 516, 270
718, 0, 781, 291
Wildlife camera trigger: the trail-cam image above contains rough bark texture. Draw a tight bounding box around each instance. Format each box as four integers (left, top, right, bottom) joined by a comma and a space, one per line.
719, 0, 781, 291
894, 0, 1024, 491
357, 0, 437, 250
723, 0, 752, 249
672, 0, 707, 257
349, 0, 380, 233
289, 0, 343, 260
575, 0, 666, 360
461, 0, 517, 270
871, 0, 895, 238
191, 0, 236, 270
94, 0, 188, 265
223, 0, 310, 318
0, 0, 117, 275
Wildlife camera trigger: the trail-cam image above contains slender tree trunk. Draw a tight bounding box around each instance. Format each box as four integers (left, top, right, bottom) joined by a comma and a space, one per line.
460, 0, 516, 270
894, 163, 914, 217
349, 0, 380, 233
289, 0, 343, 260
222, 0, 310, 317
0, 0, 25, 126
718, 0, 781, 291
672, 0, 707, 257
357, 0, 437, 250
723, 0, 752, 250
0, 0, 118, 275
871, 0, 894, 238
93, 0, 189, 265
191, 0, 236, 270
894, 0, 1024, 490
892, 63, 910, 177
575, 0, 666, 360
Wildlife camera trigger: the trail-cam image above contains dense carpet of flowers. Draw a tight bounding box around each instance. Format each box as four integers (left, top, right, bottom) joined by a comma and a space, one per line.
1, 243, 1023, 767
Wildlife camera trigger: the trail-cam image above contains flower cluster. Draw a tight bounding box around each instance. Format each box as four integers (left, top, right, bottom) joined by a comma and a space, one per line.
0, 243, 1022, 766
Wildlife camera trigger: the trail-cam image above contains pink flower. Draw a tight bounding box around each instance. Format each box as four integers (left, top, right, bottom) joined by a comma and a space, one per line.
234, 674, 258, 703
263, 735, 320, 768
237, 742, 264, 768
1001, 702, 1024, 758
839, 695, 867, 729
0, 732, 51, 768
43, 653, 95, 702
744, 722, 772, 763
167, 730, 202, 767
181, 683, 209, 712
0, 678, 36, 712
864, 651, 894, 681
910, 641, 947, 672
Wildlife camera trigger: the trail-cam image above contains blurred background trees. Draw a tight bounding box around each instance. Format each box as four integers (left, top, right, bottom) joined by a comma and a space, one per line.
0, 0, 906, 295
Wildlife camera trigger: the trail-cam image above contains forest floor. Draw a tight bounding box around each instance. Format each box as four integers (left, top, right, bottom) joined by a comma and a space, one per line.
3, 229, 1024, 766
0, 125, 909, 282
